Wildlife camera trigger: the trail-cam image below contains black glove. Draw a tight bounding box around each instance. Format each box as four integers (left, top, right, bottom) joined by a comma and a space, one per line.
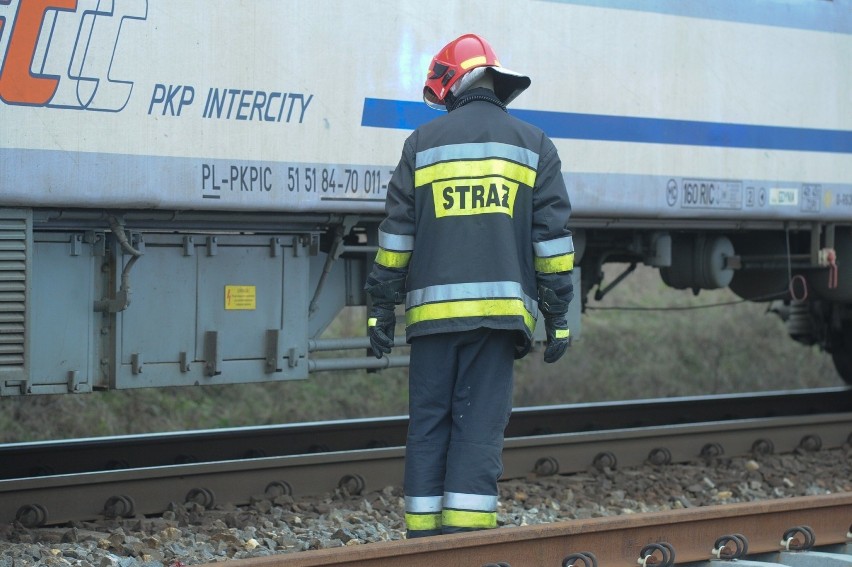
539, 285, 571, 364
543, 314, 570, 363
368, 303, 395, 358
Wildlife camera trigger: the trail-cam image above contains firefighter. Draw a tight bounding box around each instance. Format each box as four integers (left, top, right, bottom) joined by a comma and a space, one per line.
365, 34, 574, 538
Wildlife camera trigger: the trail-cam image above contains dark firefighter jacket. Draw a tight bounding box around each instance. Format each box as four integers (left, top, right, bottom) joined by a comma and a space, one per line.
367, 88, 574, 353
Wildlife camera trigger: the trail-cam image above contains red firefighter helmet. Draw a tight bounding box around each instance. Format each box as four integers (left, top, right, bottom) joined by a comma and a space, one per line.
423, 34, 531, 110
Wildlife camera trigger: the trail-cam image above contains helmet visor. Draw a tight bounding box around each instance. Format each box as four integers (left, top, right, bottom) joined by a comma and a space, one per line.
423, 86, 446, 111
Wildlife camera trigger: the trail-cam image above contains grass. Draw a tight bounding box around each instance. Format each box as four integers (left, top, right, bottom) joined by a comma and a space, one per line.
513, 264, 837, 404
0, 265, 840, 443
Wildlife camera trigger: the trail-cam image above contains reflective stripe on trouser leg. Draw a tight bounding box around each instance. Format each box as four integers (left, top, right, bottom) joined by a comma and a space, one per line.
443, 492, 498, 531
404, 495, 442, 537
443, 328, 516, 534
404, 334, 458, 537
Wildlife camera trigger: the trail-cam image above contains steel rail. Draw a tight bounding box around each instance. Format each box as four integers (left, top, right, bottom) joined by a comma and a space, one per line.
2, 412, 851, 527
195, 493, 852, 566
3, 387, 850, 480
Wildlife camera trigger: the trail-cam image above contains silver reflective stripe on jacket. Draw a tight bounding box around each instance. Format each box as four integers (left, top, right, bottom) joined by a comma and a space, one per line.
406, 281, 537, 315
534, 235, 574, 257
379, 229, 414, 252
416, 142, 539, 169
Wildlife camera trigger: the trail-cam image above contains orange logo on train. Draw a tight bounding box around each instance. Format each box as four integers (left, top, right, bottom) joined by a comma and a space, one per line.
0, 0, 147, 110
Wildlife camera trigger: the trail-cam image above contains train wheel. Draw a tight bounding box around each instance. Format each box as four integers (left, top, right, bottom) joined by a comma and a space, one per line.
830, 324, 852, 386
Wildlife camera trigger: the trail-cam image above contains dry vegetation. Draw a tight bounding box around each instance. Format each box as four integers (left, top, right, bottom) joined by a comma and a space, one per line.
1, 265, 840, 443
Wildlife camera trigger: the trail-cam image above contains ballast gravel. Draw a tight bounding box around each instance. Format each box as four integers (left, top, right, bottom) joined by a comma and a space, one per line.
1, 447, 850, 566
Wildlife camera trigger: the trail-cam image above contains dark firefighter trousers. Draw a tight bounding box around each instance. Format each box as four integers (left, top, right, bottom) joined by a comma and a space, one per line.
404, 327, 516, 537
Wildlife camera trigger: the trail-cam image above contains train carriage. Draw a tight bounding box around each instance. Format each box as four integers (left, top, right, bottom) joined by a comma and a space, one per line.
1, 0, 850, 395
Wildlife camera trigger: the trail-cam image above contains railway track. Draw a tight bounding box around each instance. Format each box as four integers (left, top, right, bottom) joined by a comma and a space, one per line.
2, 388, 851, 529
196, 493, 852, 566
4, 387, 851, 479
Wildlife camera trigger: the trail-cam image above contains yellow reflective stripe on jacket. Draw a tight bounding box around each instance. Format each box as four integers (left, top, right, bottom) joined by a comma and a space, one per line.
442, 509, 497, 529
407, 281, 537, 315
406, 298, 535, 332
405, 512, 442, 531
534, 252, 574, 274
414, 158, 536, 188
375, 248, 411, 269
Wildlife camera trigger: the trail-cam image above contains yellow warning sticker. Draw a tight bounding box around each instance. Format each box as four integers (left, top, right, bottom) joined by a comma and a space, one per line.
225, 285, 256, 310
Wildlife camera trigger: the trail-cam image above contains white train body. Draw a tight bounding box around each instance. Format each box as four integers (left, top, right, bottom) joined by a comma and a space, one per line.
3, 0, 851, 218
1, 0, 850, 394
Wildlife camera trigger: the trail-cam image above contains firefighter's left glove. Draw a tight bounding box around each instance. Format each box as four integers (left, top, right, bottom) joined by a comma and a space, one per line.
543, 315, 570, 363
539, 285, 571, 364
368, 303, 395, 359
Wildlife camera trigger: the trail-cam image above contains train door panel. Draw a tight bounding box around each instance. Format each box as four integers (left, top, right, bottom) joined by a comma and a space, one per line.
113, 233, 311, 390
29, 233, 96, 394
116, 238, 197, 387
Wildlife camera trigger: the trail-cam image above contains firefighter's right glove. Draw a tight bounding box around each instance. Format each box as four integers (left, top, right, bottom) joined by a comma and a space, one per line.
368, 303, 395, 359
539, 285, 571, 364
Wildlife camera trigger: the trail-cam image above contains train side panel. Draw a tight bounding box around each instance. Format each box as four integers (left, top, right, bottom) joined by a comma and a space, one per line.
1, 1, 850, 219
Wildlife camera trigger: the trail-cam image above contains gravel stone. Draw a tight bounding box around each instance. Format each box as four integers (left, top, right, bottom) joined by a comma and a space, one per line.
1, 447, 850, 565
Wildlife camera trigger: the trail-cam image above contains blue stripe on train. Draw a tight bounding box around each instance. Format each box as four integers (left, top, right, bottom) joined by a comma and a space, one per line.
544, 0, 852, 35
361, 98, 852, 154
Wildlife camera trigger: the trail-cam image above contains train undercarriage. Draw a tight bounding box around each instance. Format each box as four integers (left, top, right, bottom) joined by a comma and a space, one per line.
0, 209, 850, 396
573, 220, 852, 386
